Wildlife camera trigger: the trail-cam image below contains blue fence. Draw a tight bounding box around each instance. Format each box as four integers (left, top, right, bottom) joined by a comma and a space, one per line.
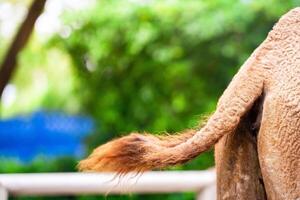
0, 111, 94, 162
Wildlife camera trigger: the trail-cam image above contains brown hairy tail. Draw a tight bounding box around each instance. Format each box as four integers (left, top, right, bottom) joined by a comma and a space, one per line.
78, 57, 264, 173
78, 59, 264, 173
78, 128, 198, 172
78, 61, 263, 173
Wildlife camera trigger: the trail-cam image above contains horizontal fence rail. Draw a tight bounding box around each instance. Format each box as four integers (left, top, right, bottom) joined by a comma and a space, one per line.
0, 170, 216, 200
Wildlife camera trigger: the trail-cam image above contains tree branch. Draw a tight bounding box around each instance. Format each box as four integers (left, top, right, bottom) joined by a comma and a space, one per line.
0, 0, 47, 98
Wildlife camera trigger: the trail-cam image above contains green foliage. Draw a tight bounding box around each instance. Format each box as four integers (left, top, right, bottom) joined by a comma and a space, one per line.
9, 193, 194, 200
0, 40, 79, 117
0, 157, 77, 173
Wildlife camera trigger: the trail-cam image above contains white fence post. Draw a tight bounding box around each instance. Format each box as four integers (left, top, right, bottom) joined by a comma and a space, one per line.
0, 171, 215, 198
0, 186, 8, 200
196, 184, 216, 200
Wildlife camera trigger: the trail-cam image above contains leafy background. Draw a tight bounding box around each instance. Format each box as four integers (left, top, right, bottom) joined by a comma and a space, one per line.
0, 0, 299, 199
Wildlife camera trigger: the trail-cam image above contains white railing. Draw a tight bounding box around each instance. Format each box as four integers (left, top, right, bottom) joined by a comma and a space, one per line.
0, 169, 216, 200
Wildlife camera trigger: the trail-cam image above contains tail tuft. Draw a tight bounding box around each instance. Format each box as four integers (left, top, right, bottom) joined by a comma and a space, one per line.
78, 128, 199, 173
78, 133, 162, 173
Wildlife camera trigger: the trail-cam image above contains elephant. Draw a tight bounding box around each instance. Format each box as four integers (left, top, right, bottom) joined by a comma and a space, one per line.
79, 8, 300, 200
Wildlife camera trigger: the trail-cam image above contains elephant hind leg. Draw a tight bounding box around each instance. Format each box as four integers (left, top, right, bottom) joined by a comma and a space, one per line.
258, 93, 300, 200
215, 95, 266, 200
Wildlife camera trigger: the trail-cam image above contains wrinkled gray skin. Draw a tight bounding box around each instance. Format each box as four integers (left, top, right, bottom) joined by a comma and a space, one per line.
214, 8, 300, 200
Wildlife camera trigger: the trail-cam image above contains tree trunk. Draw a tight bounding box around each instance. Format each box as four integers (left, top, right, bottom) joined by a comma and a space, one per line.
0, 0, 47, 98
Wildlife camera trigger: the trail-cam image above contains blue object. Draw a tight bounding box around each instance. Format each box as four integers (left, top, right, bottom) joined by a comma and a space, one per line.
0, 111, 94, 162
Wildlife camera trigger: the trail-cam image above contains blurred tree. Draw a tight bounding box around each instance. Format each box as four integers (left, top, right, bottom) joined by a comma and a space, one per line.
0, 0, 46, 98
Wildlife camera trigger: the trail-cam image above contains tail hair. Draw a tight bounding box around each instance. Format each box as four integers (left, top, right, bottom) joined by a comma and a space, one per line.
78, 125, 202, 173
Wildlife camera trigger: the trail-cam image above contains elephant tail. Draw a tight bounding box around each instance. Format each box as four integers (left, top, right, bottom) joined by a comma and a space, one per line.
78, 128, 199, 172
78, 53, 265, 173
